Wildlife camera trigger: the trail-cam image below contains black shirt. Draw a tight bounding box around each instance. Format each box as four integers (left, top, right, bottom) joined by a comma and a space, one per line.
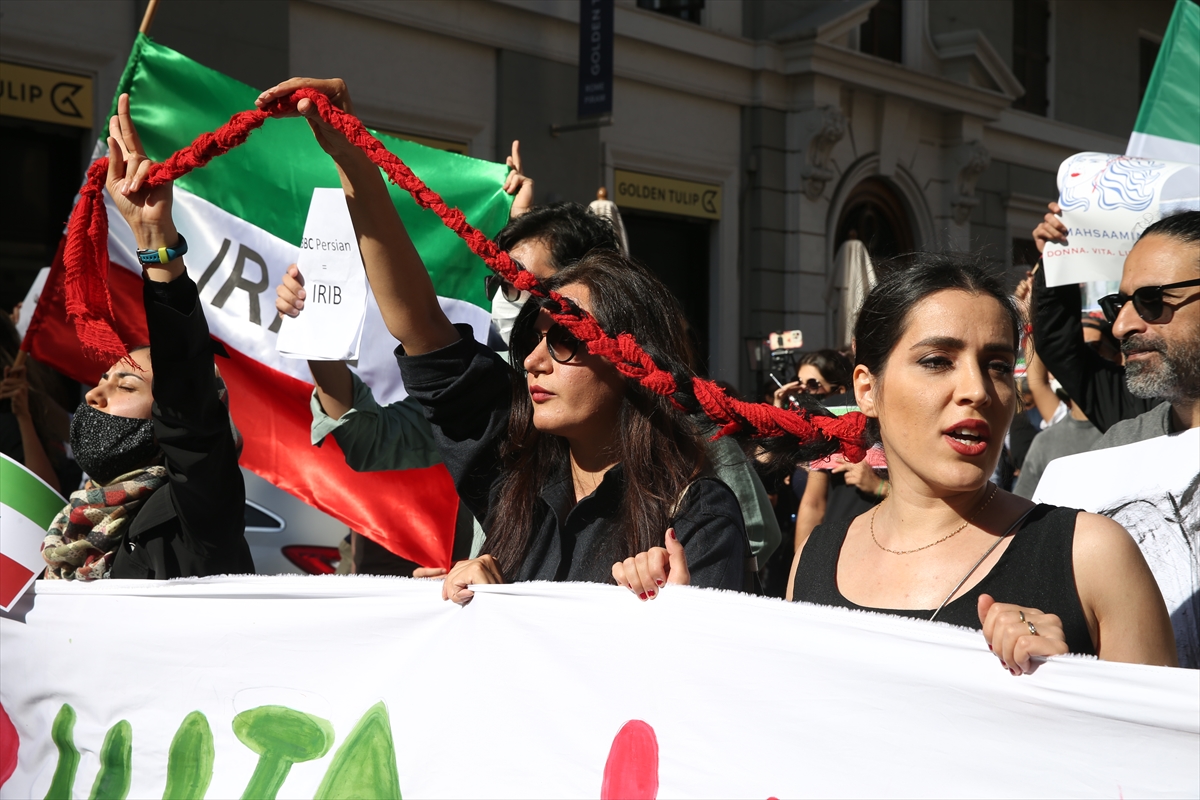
396, 325, 746, 589
790, 504, 1095, 656
110, 274, 254, 579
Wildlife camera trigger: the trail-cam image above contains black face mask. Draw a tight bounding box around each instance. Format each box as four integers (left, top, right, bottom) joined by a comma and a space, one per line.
70, 403, 159, 485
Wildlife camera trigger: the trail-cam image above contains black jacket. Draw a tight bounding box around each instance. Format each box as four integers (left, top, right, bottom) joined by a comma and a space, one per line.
108, 274, 254, 579
1030, 267, 1158, 433
397, 326, 747, 589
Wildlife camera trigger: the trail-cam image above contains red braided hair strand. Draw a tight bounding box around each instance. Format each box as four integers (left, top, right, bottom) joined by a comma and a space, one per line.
55, 89, 867, 460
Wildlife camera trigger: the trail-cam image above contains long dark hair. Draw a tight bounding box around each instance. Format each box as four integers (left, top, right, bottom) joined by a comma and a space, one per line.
852, 253, 1021, 441
482, 251, 708, 579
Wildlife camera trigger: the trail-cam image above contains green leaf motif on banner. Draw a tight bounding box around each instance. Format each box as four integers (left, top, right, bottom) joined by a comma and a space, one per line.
163, 711, 214, 800
44, 704, 80, 800
233, 705, 334, 800
314, 702, 402, 800
89, 720, 132, 800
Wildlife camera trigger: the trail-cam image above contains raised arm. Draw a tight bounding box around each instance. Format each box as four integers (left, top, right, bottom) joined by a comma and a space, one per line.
258, 78, 458, 355
106, 94, 250, 564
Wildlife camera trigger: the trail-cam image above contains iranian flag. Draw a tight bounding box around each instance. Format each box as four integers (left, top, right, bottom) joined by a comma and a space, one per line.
1127, 0, 1200, 164
0, 455, 64, 611
24, 34, 512, 569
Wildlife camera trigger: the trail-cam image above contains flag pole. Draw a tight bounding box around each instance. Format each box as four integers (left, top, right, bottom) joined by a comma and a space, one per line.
139, 0, 161, 35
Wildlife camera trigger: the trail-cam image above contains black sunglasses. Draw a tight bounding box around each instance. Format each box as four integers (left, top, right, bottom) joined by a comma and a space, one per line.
485, 275, 527, 304
524, 324, 581, 364
797, 379, 828, 394
1098, 278, 1200, 324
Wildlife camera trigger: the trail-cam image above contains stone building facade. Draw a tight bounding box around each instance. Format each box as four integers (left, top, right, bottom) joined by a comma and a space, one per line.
1, 0, 1175, 392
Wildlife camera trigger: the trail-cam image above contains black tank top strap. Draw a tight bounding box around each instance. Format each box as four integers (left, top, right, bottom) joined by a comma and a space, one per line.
790, 504, 1096, 657
791, 516, 854, 610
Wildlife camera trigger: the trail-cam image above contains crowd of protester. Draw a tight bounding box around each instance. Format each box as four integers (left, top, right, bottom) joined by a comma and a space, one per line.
5, 78, 1197, 673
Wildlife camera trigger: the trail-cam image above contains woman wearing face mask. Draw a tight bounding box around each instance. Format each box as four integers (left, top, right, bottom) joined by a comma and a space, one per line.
787, 254, 1176, 673
40, 94, 254, 581
262, 77, 749, 602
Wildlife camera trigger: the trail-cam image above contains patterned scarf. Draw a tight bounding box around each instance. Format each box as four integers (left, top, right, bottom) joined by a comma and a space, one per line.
41, 465, 168, 581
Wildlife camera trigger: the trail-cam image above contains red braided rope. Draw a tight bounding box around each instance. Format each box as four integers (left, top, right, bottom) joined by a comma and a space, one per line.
57, 89, 867, 461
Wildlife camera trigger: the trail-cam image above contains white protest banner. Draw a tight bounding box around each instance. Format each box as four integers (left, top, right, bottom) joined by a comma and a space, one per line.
1043, 152, 1200, 287
275, 188, 369, 362
0, 455, 63, 612
1034, 428, 1200, 670
1, 578, 1196, 798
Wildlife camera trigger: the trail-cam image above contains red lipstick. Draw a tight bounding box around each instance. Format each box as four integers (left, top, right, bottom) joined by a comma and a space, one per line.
943, 418, 990, 457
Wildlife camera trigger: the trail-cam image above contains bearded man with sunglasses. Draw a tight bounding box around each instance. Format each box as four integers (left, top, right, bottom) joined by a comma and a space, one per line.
1090, 211, 1200, 447
1031, 209, 1199, 439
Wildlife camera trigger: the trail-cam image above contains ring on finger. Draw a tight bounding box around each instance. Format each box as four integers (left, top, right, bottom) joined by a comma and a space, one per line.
1018, 610, 1026, 623
1026, 621, 1038, 636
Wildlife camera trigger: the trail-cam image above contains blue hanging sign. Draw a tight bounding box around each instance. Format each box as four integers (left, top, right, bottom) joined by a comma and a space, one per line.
577, 0, 614, 119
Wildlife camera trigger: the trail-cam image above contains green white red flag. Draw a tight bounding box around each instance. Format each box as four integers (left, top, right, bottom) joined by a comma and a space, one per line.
24, 34, 513, 568
1127, 0, 1200, 164
0, 455, 64, 610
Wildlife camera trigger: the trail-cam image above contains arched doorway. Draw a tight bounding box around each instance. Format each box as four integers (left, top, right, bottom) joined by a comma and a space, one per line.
833, 177, 915, 265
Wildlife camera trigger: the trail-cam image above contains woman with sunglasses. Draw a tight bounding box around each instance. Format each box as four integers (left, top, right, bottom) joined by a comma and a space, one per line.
262, 78, 747, 603
786, 254, 1177, 673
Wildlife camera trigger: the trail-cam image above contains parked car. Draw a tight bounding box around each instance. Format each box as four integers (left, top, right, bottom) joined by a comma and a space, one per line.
242, 468, 348, 575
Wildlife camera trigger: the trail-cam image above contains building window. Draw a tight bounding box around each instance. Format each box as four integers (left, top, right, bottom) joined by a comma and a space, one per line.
1139, 35, 1162, 103
860, 0, 903, 63
1012, 0, 1050, 115
636, 0, 704, 24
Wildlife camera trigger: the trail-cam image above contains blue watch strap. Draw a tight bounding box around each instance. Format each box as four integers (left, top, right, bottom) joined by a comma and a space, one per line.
137, 234, 188, 265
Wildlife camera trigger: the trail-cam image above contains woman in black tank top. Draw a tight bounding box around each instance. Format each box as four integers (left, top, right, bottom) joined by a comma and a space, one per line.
787, 256, 1176, 674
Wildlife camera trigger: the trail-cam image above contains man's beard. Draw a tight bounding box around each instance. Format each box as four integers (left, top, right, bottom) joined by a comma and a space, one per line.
1122, 332, 1200, 402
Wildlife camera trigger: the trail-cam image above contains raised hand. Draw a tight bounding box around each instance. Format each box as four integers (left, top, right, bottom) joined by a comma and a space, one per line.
978, 594, 1069, 675
105, 93, 178, 256
1032, 201, 1067, 254
275, 264, 307, 318
255, 78, 359, 160
502, 140, 534, 218
612, 529, 690, 601
772, 380, 801, 409
0, 365, 30, 419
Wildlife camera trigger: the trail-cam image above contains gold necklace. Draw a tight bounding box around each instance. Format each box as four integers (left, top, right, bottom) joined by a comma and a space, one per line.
870, 483, 998, 555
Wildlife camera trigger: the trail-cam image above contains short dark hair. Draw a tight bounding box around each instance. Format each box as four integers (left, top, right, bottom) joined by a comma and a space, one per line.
1140, 210, 1200, 247
494, 202, 621, 271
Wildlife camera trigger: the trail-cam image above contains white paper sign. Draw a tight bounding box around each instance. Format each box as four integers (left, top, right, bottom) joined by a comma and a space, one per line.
1, 579, 1197, 799
13, 267, 49, 341
275, 188, 368, 361
1043, 152, 1200, 287
1033, 428, 1200, 669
